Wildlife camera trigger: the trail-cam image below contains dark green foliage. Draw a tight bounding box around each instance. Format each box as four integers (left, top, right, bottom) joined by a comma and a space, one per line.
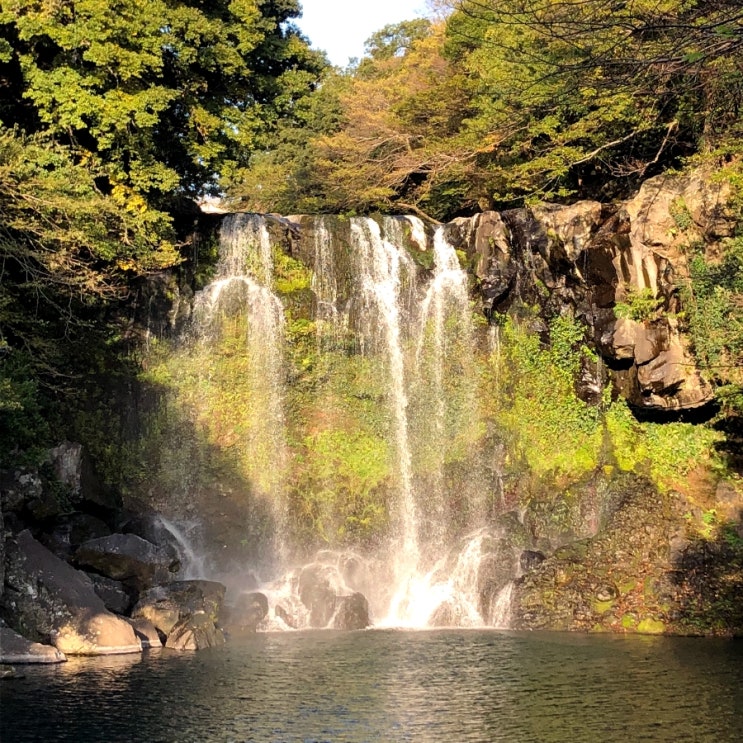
0, 349, 50, 461
683, 236, 743, 412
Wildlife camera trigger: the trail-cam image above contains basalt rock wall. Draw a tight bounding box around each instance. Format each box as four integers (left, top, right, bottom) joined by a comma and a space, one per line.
441, 170, 732, 412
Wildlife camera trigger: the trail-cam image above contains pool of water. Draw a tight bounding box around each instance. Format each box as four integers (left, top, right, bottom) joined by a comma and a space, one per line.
2, 630, 742, 742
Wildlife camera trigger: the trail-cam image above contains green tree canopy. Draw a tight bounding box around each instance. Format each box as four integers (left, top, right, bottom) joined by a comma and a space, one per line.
230, 1, 743, 218
0, 0, 326, 453
0, 0, 326, 206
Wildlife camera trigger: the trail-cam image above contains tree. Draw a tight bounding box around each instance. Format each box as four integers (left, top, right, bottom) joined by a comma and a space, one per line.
229, 20, 477, 219
0, 0, 326, 453
444, 0, 743, 200
0, 0, 325, 206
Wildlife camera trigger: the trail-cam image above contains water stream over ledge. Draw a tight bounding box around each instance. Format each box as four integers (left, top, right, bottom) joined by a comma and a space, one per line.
176, 213, 503, 629
3, 631, 742, 742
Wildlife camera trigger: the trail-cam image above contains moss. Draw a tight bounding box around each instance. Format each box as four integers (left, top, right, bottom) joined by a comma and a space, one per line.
637, 617, 666, 634
621, 614, 637, 630
592, 599, 614, 615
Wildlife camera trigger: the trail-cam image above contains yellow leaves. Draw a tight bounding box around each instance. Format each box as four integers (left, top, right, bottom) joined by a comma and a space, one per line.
110, 184, 146, 213
116, 258, 137, 272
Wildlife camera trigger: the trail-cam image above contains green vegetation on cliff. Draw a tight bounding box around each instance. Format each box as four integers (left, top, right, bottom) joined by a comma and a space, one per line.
487, 313, 722, 488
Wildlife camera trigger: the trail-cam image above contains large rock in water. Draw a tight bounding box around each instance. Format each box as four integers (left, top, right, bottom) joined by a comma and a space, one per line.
0, 530, 141, 655
132, 580, 226, 647
0, 625, 66, 664
333, 593, 370, 630
298, 563, 340, 627
126, 618, 163, 649
223, 591, 269, 635
74, 533, 178, 589
165, 613, 225, 651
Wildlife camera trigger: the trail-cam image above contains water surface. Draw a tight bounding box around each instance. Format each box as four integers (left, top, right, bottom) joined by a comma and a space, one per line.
2, 630, 741, 742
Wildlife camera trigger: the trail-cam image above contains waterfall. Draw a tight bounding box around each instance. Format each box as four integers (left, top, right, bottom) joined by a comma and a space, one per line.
350, 217, 419, 575
190, 213, 289, 563
163, 212, 516, 628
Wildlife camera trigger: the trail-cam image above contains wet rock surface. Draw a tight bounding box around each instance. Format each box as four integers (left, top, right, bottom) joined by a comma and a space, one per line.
132, 579, 226, 646
165, 613, 225, 651
126, 617, 163, 649
298, 564, 342, 628
333, 592, 370, 630
0, 625, 66, 664
224, 591, 269, 634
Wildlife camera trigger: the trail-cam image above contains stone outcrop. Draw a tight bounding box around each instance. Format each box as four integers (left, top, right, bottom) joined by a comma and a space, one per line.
509, 474, 743, 635
454, 188, 716, 411
1, 530, 141, 655
48, 441, 121, 514
74, 533, 179, 590
279, 172, 728, 413
88, 573, 132, 615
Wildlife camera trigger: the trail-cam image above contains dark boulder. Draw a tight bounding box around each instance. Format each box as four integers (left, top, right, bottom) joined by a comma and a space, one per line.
74, 533, 179, 589
88, 573, 132, 615
298, 564, 340, 628
333, 592, 370, 630
119, 513, 182, 565
0, 530, 140, 655
225, 592, 268, 634
519, 550, 546, 574
39, 513, 112, 560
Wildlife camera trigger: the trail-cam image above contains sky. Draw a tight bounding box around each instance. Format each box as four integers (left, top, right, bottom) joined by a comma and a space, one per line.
296, 0, 429, 67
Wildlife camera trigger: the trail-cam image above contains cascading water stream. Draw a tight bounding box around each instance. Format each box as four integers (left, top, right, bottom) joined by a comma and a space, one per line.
177, 212, 515, 629
380, 221, 484, 626
191, 214, 289, 563
351, 218, 419, 572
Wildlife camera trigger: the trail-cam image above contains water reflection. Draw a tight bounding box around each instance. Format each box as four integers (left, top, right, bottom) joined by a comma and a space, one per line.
2, 631, 742, 742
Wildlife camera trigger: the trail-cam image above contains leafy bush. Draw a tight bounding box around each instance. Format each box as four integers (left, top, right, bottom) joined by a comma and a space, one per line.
683, 237, 743, 398
614, 287, 663, 323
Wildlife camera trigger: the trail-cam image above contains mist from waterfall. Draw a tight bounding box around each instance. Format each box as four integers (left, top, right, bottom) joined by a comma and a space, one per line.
190, 214, 289, 564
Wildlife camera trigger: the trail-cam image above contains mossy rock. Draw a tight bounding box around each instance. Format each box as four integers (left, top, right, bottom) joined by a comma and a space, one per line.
621, 613, 637, 630
637, 617, 666, 634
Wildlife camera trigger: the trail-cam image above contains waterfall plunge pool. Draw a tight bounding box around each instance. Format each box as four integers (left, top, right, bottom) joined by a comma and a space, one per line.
3, 629, 741, 742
